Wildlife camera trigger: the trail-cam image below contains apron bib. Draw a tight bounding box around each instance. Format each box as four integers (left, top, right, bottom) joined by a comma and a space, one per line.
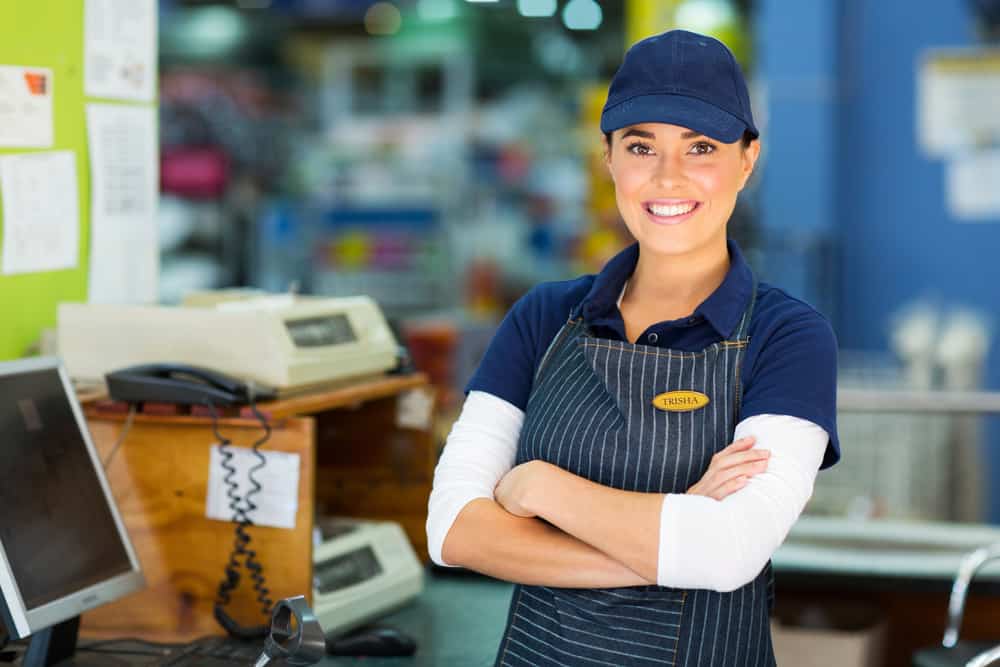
495, 280, 776, 667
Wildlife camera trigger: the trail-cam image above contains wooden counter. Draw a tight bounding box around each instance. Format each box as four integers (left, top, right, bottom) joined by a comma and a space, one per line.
79, 373, 435, 642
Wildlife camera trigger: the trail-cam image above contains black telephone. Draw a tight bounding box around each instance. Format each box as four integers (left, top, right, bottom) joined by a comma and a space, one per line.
104, 363, 277, 639
105, 363, 275, 406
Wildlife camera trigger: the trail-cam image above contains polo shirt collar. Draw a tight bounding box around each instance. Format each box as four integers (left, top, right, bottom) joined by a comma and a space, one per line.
580, 239, 753, 339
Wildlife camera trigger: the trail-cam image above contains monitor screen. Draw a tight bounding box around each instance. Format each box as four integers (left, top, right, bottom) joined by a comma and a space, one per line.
0, 358, 142, 639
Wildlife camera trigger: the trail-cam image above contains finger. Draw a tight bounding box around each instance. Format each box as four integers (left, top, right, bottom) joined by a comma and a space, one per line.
703, 458, 769, 489
710, 437, 754, 467
726, 436, 756, 450
709, 475, 750, 500
713, 448, 771, 470
729, 459, 770, 479
716, 437, 755, 458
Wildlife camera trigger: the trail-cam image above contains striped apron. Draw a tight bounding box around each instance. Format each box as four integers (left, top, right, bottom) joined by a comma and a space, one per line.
495, 281, 776, 667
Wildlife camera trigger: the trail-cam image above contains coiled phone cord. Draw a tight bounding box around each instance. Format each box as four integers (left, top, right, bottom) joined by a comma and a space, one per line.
243, 401, 273, 615
206, 398, 274, 639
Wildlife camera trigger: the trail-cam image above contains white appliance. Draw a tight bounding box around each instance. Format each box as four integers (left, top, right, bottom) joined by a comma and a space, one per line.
57, 294, 399, 394
312, 519, 424, 638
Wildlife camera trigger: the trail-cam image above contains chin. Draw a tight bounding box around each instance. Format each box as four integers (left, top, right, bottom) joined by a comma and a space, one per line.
632, 228, 709, 258
628, 218, 727, 259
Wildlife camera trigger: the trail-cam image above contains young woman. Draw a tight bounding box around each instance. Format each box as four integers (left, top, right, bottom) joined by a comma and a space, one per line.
427, 29, 840, 667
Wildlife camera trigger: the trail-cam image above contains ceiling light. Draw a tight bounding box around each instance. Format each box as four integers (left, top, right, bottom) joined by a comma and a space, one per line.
364, 2, 402, 35
518, 0, 557, 17
417, 0, 458, 21
562, 0, 602, 30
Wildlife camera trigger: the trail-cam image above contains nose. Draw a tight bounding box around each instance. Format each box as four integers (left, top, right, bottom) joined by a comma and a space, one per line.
651, 152, 685, 188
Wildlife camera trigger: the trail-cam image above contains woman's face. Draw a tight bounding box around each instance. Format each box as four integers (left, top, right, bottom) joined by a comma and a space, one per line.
605, 122, 760, 259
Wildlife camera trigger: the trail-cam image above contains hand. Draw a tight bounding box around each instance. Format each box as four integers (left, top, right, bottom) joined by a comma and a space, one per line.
686, 436, 769, 500
494, 460, 551, 518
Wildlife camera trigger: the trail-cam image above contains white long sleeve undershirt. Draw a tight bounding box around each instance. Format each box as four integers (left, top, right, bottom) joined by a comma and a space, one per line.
426, 390, 827, 592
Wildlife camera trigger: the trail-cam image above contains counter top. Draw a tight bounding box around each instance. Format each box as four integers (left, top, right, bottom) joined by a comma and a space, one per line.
774, 516, 1000, 592
319, 570, 512, 666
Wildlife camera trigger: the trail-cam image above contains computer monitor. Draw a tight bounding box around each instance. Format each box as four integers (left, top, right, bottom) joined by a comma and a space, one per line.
0, 357, 144, 665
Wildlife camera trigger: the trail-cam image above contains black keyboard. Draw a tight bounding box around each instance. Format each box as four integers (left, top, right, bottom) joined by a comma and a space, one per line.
159, 635, 265, 666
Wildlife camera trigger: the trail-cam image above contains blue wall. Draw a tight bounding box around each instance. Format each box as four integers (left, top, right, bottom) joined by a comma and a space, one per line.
753, 0, 840, 323
758, 0, 1000, 519
835, 0, 998, 351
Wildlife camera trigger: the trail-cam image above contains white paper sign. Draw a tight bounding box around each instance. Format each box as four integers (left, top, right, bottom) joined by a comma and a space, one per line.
0, 151, 80, 274
84, 0, 157, 101
86, 103, 158, 303
0, 66, 54, 148
946, 150, 1000, 220
396, 387, 435, 430
206, 445, 301, 530
918, 49, 1000, 156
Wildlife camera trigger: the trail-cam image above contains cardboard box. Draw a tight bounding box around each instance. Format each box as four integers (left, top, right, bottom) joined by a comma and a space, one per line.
771, 600, 887, 667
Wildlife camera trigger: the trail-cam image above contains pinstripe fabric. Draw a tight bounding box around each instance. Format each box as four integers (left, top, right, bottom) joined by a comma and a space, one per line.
496, 284, 775, 667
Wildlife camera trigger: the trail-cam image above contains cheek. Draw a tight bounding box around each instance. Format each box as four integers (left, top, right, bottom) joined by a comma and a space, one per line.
690, 165, 742, 201
611, 163, 653, 201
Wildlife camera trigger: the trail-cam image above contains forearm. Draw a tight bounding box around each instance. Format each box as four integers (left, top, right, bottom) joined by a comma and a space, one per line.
529, 415, 828, 591
442, 498, 652, 588
527, 465, 663, 583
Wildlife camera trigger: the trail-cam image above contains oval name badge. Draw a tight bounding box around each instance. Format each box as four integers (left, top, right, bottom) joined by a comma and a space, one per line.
651, 390, 710, 412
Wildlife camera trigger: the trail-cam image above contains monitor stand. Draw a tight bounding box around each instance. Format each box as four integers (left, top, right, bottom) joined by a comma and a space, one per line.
21, 616, 78, 667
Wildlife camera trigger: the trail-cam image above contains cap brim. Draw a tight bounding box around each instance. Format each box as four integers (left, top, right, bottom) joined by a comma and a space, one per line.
600, 94, 751, 143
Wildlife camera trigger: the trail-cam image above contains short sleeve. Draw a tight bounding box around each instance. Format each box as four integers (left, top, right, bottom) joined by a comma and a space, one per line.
740, 308, 840, 469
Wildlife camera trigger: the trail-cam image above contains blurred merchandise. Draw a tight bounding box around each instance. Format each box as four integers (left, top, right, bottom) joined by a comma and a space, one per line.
401, 314, 496, 412
576, 82, 632, 273
814, 350, 953, 521
625, 0, 750, 64
310, 206, 451, 315
810, 303, 992, 523
402, 319, 457, 405
464, 258, 502, 319
160, 146, 230, 199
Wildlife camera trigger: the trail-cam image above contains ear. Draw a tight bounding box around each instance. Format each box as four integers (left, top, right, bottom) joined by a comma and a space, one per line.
738, 140, 761, 191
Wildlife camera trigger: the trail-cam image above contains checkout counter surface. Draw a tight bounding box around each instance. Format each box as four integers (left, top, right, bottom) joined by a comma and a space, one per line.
321, 569, 512, 666
15, 571, 513, 666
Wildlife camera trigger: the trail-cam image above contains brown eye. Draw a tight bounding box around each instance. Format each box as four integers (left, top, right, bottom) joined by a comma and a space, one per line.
627, 143, 654, 156
689, 142, 716, 155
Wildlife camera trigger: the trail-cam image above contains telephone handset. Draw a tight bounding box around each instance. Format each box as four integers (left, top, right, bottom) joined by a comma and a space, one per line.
104, 362, 277, 639
105, 363, 275, 406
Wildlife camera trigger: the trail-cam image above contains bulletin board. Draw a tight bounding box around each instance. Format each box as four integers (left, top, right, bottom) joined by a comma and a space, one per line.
0, 1, 90, 360
0, 0, 158, 361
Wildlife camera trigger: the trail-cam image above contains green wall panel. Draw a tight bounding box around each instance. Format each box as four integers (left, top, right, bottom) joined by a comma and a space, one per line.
0, 1, 158, 360
0, 1, 90, 359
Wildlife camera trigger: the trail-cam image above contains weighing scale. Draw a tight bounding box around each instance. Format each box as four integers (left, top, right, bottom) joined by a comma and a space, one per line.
312, 518, 424, 638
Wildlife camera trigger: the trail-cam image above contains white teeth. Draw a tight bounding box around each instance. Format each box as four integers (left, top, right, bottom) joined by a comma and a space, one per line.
648, 202, 696, 217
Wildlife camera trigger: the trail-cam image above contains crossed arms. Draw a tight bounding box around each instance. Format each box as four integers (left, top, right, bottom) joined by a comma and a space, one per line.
427, 391, 826, 591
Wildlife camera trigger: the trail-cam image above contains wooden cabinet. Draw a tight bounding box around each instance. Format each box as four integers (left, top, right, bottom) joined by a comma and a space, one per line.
79, 374, 435, 642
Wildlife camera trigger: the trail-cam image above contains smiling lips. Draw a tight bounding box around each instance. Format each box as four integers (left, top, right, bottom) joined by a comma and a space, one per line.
644, 199, 701, 225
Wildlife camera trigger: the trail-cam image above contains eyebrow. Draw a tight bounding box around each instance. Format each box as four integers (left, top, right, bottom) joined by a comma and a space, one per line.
620, 128, 705, 140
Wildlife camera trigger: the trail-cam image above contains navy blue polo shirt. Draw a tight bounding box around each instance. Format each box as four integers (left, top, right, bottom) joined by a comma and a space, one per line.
467, 239, 841, 470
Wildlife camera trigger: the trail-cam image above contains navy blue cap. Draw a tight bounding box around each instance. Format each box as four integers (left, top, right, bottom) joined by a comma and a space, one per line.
600, 30, 758, 143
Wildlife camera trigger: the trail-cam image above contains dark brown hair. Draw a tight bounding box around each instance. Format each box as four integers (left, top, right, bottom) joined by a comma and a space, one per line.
604, 129, 756, 150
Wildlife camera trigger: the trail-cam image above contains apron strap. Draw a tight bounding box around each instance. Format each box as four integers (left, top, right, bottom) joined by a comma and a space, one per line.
729, 273, 758, 343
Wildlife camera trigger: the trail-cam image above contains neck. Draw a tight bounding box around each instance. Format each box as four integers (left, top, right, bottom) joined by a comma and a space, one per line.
624, 238, 730, 320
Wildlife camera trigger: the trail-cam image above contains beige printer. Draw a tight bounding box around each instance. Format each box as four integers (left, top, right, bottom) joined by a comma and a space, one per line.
57, 293, 399, 395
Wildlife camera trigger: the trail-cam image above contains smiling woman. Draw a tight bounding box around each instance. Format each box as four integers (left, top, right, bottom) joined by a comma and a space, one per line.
427, 29, 841, 667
